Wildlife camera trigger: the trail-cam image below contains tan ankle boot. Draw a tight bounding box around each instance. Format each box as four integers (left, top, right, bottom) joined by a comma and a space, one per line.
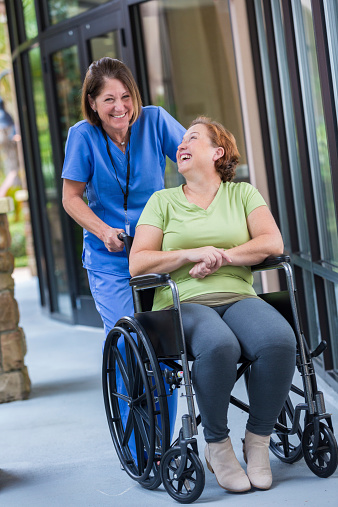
204, 437, 251, 493
242, 430, 272, 490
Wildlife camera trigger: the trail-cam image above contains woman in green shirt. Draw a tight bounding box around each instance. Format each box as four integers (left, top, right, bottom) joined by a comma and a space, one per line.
129, 117, 296, 494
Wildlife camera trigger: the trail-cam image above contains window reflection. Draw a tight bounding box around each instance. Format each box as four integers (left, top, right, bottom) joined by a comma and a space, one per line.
29, 47, 72, 317
52, 46, 82, 148
139, 0, 249, 187
301, 0, 338, 265
89, 30, 121, 62
51, 45, 90, 297
48, 0, 109, 25
21, 0, 38, 39
334, 283, 338, 370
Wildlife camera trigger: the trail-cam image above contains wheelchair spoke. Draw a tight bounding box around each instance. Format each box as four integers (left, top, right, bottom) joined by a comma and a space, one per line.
132, 364, 144, 401
122, 410, 134, 447
277, 407, 290, 457
133, 409, 152, 456
133, 390, 148, 405
154, 418, 164, 440
302, 422, 338, 477
133, 416, 146, 475
113, 345, 130, 395
161, 449, 205, 502
177, 479, 185, 493
270, 393, 304, 464
102, 317, 171, 485
112, 392, 130, 404
125, 339, 136, 388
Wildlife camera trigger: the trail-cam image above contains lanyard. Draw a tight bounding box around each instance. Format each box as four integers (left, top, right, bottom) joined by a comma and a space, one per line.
101, 126, 131, 234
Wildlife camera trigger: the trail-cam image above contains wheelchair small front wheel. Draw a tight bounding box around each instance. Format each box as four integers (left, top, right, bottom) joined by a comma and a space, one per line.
160, 447, 205, 504
302, 422, 338, 478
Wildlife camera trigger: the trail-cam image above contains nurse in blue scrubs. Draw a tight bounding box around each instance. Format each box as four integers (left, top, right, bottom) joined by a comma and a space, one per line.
62, 57, 185, 448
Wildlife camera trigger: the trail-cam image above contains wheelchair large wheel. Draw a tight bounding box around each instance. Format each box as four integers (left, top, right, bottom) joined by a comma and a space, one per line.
302, 422, 338, 478
270, 392, 303, 463
102, 317, 170, 488
160, 447, 205, 504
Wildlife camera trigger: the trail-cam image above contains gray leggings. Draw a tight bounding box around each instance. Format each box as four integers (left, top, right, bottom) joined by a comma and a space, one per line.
180, 298, 296, 442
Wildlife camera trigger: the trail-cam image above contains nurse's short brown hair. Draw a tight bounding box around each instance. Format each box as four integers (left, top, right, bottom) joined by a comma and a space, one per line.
81, 57, 142, 127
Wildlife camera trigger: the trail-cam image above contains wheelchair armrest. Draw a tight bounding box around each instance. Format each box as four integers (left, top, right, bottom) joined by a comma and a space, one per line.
251, 254, 291, 272
130, 273, 171, 288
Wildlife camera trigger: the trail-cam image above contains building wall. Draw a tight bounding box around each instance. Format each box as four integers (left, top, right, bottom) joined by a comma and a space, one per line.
4, 0, 338, 389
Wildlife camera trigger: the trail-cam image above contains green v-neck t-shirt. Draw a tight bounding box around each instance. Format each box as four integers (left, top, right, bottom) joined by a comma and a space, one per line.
137, 181, 267, 311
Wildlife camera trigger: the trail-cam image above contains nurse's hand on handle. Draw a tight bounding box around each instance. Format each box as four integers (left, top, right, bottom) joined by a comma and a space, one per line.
102, 226, 125, 252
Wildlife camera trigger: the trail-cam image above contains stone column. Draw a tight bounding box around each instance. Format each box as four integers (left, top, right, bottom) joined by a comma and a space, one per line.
0, 196, 31, 402
15, 189, 37, 276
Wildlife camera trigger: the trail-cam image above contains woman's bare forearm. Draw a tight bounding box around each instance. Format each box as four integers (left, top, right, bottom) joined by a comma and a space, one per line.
130, 244, 230, 277
129, 249, 194, 277
223, 233, 284, 267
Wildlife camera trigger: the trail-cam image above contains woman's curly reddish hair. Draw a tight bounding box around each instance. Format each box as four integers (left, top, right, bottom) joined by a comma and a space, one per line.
189, 116, 240, 182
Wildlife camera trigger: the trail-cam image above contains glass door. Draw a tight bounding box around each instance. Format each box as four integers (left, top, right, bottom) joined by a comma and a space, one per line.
41, 8, 126, 326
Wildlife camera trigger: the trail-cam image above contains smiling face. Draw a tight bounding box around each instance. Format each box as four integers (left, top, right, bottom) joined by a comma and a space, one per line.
88, 78, 134, 137
177, 123, 224, 178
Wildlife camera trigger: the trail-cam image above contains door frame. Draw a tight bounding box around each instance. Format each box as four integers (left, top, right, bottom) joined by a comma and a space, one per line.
40, 3, 130, 326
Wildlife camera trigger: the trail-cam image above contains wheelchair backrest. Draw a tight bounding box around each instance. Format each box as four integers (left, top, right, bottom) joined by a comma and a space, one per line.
259, 290, 297, 334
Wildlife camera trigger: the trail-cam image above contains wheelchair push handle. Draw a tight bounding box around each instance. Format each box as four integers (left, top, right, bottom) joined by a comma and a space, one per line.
117, 233, 172, 287
117, 232, 133, 259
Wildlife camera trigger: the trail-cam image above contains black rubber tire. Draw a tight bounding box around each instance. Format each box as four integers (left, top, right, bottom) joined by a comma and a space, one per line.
102, 316, 170, 487
160, 447, 205, 504
302, 422, 338, 478
270, 393, 304, 463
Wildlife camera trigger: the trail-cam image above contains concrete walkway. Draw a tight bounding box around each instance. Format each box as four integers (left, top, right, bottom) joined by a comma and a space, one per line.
1, 270, 338, 506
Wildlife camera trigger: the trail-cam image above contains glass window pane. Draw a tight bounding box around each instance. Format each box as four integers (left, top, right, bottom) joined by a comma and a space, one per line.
29, 47, 72, 317
21, 0, 38, 39
89, 30, 121, 62
333, 283, 338, 370
52, 46, 82, 148
139, 0, 249, 187
51, 45, 90, 297
301, 0, 338, 265
48, 0, 109, 25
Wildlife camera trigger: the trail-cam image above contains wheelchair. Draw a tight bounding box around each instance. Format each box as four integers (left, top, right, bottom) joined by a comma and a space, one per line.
102, 233, 338, 503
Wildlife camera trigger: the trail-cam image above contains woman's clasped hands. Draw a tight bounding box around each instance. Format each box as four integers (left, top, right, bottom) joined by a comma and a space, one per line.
187, 246, 232, 279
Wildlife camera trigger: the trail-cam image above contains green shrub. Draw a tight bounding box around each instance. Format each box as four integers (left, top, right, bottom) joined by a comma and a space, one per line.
9, 220, 27, 259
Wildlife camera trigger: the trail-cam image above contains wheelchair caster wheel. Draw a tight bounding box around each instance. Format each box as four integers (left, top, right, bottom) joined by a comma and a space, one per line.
160, 447, 205, 504
302, 422, 338, 478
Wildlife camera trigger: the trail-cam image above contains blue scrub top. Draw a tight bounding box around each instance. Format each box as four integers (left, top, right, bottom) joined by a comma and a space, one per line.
62, 105, 185, 276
